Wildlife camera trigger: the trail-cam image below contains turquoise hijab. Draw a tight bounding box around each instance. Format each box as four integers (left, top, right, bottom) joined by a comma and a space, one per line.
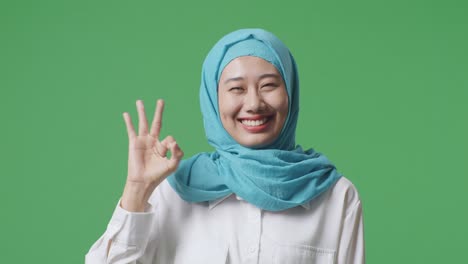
167, 28, 342, 211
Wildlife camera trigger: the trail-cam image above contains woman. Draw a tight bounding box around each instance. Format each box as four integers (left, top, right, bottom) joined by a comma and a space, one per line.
86, 28, 365, 264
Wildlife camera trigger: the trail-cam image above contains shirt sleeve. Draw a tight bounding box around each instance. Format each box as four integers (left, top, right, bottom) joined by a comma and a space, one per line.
337, 200, 365, 264
85, 199, 157, 264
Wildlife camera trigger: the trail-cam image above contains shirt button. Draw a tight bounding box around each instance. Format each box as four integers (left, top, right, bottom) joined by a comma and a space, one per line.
248, 245, 257, 253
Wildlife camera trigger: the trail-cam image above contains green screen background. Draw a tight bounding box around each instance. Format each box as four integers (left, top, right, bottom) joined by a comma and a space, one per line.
1, 0, 467, 263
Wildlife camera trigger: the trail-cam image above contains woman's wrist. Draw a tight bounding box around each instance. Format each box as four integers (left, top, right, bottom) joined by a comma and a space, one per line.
120, 180, 158, 212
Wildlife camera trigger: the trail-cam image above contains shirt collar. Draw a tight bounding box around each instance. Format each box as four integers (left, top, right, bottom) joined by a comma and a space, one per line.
208, 194, 311, 210
208, 195, 232, 210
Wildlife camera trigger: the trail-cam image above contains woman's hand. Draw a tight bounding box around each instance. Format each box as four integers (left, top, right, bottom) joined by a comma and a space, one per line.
120, 99, 183, 211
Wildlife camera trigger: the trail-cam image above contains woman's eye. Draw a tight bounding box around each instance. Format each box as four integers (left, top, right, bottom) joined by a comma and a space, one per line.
262, 83, 278, 88
229, 87, 243, 91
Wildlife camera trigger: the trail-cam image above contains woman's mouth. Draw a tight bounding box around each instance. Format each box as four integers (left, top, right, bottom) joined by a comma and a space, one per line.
240, 118, 268, 126
238, 116, 272, 133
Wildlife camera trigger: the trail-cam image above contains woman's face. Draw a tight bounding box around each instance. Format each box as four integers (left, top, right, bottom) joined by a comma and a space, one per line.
218, 56, 289, 148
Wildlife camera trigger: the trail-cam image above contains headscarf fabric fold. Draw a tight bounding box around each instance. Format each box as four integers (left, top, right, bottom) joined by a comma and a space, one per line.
167, 28, 341, 211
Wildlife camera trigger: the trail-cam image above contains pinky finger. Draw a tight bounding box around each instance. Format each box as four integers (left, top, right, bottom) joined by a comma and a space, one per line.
123, 112, 136, 140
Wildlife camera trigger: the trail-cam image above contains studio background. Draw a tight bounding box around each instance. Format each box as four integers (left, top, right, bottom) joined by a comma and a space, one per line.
1, 0, 466, 263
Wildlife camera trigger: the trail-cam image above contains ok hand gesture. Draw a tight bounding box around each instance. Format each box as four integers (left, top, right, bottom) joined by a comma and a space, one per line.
121, 99, 183, 211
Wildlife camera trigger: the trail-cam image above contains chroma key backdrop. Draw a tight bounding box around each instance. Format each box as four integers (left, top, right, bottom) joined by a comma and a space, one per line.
1, 0, 467, 263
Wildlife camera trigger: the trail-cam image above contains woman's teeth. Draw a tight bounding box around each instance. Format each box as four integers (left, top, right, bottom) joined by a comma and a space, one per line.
241, 118, 268, 127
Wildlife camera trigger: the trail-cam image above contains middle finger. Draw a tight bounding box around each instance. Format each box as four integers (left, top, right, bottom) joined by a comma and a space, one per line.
150, 99, 164, 138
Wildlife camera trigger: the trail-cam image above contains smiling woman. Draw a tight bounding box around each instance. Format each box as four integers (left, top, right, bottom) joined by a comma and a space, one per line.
85, 28, 365, 264
218, 56, 289, 148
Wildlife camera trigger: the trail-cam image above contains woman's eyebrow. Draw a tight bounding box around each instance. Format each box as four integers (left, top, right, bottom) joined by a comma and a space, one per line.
259, 73, 280, 80
224, 73, 280, 84
224, 77, 244, 84
258, 73, 280, 80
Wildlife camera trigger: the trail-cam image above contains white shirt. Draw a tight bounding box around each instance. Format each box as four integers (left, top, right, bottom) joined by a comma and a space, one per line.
86, 176, 365, 264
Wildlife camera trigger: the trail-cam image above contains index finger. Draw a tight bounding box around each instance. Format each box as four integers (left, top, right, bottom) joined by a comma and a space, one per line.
149, 99, 164, 138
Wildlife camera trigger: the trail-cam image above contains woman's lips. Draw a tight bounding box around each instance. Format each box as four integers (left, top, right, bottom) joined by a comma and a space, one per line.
238, 115, 273, 133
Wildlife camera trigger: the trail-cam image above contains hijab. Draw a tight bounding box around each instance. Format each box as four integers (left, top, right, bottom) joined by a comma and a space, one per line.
167, 28, 342, 211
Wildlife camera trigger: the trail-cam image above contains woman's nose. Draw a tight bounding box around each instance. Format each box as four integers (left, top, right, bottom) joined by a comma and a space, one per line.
244, 89, 265, 112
